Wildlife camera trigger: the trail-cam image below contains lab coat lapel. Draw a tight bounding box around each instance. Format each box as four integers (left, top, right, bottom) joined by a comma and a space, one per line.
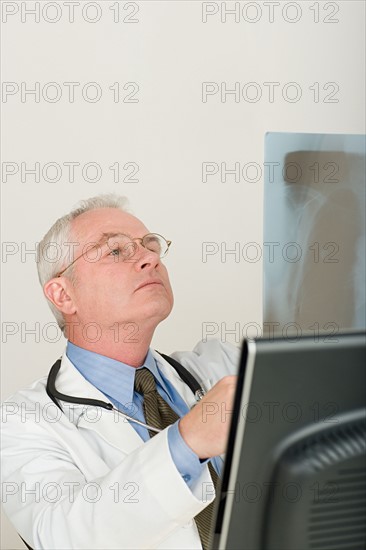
56, 354, 144, 455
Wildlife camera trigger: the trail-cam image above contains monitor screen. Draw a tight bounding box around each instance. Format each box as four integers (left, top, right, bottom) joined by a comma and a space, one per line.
212, 331, 366, 550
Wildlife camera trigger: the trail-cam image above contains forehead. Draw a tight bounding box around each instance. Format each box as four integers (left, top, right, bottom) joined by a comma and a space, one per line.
71, 208, 149, 244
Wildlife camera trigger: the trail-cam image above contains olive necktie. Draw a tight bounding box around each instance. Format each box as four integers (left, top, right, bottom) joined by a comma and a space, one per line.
134, 367, 218, 550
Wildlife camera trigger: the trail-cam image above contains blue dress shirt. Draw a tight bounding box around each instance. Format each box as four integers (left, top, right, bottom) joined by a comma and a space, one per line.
66, 342, 220, 489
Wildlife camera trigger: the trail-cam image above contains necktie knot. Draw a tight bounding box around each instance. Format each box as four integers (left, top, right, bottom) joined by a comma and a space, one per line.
134, 367, 156, 395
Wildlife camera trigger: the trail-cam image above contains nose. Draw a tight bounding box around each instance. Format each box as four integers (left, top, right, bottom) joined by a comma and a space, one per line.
133, 243, 160, 271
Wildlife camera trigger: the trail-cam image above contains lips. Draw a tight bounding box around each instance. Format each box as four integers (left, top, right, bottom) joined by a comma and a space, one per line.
135, 279, 164, 291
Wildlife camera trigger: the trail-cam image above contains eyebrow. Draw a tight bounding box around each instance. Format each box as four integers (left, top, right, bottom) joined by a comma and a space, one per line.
96, 231, 134, 243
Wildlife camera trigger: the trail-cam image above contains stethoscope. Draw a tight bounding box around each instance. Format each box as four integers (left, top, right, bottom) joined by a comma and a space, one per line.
46, 353, 206, 434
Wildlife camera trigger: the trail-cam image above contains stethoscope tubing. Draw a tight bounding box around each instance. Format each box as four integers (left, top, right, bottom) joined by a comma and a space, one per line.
46, 355, 205, 434
108, 406, 162, 433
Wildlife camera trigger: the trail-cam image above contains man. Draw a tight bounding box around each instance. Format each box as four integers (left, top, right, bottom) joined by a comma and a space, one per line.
1, 194, 239, 549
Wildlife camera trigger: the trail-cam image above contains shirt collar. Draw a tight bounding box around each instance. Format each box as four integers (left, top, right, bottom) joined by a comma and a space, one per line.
66, 341, 158, 409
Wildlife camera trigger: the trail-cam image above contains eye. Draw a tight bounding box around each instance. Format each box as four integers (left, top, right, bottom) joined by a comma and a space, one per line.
107, 239, 137, 260
144, 236, 162, 254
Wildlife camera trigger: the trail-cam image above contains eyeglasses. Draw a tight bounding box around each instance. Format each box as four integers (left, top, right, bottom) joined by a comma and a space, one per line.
57, 233, 172, 277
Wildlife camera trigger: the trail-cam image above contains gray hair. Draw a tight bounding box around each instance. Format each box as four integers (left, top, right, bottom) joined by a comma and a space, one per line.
37, 194, 130, 333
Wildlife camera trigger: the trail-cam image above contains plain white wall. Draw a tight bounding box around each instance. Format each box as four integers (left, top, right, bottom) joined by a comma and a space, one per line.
1, 1, 365, 548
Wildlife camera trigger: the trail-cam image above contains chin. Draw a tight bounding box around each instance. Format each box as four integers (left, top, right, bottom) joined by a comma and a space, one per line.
142, 298, 173, 324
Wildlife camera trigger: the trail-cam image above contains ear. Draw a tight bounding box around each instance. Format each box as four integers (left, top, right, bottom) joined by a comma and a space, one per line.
43, 277, 76, 316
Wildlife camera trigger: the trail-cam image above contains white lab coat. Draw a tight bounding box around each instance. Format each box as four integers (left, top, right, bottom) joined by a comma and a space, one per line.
1, 340, 239, 550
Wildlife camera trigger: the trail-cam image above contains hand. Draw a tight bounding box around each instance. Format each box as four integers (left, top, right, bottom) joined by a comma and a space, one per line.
178, 375, 237, 459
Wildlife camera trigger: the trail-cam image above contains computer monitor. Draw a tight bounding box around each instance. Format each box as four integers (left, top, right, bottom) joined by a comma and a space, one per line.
212, 331, 366, 550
